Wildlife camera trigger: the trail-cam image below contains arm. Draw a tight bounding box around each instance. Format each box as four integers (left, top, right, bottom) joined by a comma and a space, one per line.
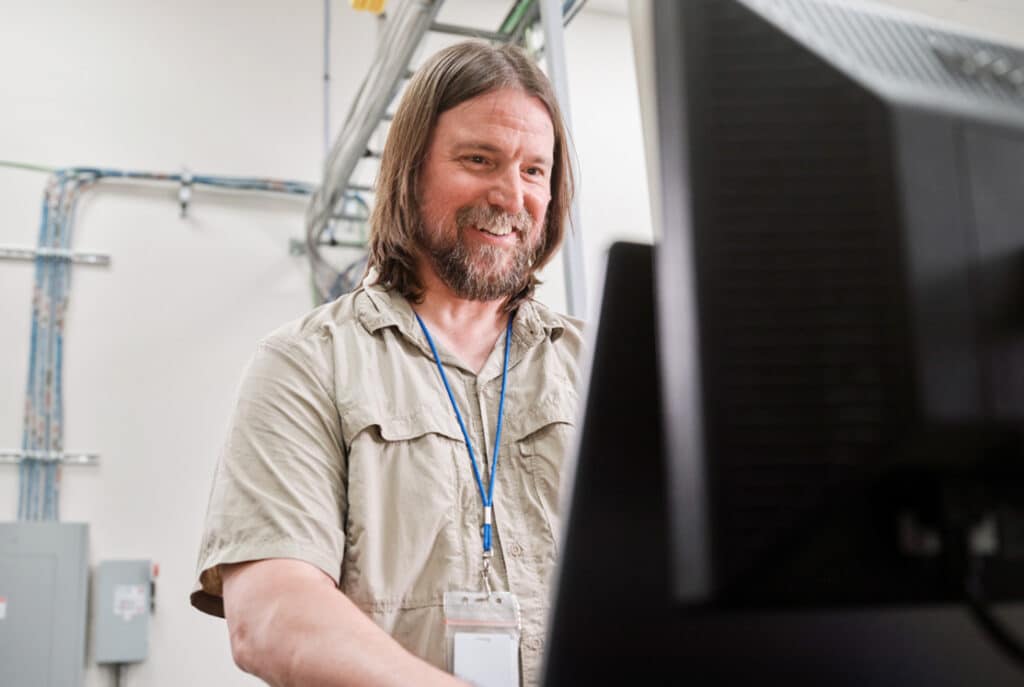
223, 559, 469, 687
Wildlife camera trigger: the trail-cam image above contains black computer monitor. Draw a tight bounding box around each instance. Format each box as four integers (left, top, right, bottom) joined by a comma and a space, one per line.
542, 1, 1024, 684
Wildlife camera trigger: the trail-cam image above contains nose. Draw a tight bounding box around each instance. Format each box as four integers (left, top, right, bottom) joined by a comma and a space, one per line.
486, 166, 525, 216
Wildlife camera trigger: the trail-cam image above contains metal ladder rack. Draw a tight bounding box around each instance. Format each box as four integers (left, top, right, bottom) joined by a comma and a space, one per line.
306, 0, 587, 318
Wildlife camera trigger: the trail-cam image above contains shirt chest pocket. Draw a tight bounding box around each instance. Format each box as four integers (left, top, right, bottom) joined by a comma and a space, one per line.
509, 389, 578, 548
341, 405, 466, 606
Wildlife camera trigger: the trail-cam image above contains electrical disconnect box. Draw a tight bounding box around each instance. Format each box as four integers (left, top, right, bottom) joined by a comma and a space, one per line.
94, 559, 153, 664
0, 522, 90, 687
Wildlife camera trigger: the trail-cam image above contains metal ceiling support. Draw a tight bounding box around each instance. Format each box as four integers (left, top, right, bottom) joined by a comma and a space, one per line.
539, 0, 587, 319
431, 21, 512, 43
323, 0, 332, 158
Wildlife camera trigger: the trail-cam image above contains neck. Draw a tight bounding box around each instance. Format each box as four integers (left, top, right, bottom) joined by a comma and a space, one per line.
415, 262, 507, 336
414, 261, 510, 374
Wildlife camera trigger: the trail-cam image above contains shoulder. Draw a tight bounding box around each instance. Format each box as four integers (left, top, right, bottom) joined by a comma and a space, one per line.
260, 292, 358, 349
248, 284, 413, 389
256, 285, 392, 359
239, 290, 377, 391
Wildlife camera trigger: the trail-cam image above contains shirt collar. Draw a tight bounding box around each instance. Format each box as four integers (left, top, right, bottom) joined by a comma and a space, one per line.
354, 269, 422, 341
354, 268, 565, 370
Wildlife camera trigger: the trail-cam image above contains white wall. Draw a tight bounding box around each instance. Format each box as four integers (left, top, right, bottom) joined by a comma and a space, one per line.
561, 4, 653, 317
0, 1, 648, 686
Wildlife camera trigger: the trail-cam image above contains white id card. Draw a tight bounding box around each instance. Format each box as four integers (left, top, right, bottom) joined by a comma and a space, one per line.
453, 631, 519, 687
444, 591, 521, 687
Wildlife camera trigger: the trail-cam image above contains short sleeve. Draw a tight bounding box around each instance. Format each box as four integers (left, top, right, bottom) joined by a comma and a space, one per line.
190, 336, 346, 618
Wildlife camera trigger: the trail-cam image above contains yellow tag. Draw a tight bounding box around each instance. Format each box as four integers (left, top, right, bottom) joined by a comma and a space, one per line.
350, 0, 386, 14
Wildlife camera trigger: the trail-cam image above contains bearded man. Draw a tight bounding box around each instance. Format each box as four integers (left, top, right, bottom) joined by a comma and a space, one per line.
191, 40, 583, 687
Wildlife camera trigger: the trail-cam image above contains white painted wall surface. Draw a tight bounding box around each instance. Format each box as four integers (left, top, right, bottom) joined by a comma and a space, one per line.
0, 1, 648, 686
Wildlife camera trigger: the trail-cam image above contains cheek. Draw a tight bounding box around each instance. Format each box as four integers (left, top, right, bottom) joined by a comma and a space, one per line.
525, 183, 549, 211
525, 218, 546, 252
423, 181, 478, 225
527, 193, 551, 233
419, 197, 453, 232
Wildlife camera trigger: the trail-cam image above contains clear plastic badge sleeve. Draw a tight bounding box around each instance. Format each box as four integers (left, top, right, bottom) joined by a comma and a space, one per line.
444, 591, 521, 687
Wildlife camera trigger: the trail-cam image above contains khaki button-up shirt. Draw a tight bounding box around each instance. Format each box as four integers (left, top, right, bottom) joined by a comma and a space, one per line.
191, 279, 583, 686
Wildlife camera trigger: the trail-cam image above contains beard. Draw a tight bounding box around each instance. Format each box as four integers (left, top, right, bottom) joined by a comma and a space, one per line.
417, 204, 541, 302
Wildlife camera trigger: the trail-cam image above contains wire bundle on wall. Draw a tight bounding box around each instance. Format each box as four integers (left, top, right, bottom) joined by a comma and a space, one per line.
18, 171, 96, 520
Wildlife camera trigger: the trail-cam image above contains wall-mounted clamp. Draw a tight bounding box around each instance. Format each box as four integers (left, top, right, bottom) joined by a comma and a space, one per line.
0, 449, 100, 466
179, 168, 193, 218
0, 244, 111, 266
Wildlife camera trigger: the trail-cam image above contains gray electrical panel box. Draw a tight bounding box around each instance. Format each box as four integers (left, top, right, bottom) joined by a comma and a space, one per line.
94, 559, 152, 663
0, 522, 89, 687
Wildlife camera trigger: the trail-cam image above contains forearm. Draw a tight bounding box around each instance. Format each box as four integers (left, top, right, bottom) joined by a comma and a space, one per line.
224, 561, 466, 687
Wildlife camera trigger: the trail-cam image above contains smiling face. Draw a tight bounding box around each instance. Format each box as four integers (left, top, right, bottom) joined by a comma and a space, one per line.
415, 87, 556, 302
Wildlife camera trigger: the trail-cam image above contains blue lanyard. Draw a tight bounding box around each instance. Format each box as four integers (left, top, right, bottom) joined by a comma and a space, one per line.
415, 311, 513, 556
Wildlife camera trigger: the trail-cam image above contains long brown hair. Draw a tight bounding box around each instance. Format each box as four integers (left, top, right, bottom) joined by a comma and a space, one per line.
366, 40, 576, 312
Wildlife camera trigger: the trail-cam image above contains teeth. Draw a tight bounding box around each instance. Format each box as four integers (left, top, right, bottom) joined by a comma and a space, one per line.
480, 226, 512, 236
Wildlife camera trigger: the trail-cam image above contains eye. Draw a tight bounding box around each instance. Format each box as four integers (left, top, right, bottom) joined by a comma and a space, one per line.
525, 166, 546, 177
464, 155, 489, 166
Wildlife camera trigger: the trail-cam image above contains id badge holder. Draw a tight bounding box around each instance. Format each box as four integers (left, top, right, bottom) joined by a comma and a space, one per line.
443, 591, 521, 687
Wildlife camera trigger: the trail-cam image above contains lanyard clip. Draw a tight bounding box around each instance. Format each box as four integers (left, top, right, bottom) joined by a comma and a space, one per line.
481, 550, 493, 597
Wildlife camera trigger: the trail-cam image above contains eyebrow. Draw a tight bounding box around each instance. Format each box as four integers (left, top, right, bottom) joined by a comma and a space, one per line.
451, 141, 553, 167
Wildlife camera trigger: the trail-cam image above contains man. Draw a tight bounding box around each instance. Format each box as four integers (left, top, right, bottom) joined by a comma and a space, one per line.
191, 40, 583, 687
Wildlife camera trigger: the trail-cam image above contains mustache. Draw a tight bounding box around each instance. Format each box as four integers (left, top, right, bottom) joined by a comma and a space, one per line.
455, 205, 533, 234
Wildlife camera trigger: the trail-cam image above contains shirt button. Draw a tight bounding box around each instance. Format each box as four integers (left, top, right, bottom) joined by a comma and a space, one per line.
509, 542, 524, 557
525, 637, 542, 651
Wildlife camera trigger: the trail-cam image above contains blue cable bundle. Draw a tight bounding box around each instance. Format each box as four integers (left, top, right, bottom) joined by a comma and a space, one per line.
19, 171, 96, 520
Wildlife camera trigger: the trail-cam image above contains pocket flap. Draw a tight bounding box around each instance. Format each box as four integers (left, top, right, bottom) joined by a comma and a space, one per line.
506, 387, 578, 443
342, 403, 464, 447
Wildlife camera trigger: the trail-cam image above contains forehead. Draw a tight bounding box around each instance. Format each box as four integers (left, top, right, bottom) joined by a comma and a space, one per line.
432, 88, 555, 150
